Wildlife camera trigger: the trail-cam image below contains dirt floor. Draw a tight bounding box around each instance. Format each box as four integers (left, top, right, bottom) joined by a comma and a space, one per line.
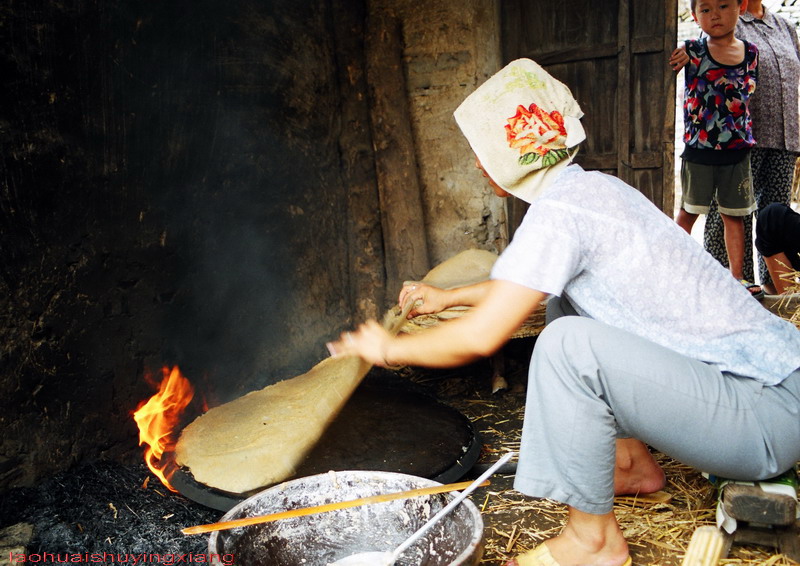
2, 333, 799, 565
411, 337, 800, 566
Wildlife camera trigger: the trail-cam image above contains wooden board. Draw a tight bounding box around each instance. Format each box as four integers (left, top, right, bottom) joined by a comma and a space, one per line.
501, 0, 678, 236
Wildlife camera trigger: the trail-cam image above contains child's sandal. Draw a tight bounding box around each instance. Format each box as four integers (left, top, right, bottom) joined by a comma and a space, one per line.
740, 279, 765, 300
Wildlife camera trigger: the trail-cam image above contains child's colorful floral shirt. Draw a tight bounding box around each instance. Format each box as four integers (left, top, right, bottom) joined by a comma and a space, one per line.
683, 38, 758, 153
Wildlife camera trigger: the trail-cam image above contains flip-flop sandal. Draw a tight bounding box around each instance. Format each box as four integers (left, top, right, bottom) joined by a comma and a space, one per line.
505, 542, 633, 566
740, 279, 765, 300
614, 490, 673, 507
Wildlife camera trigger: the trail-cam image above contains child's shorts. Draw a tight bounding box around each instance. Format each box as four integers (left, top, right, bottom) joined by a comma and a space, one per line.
680, 158, 756, 216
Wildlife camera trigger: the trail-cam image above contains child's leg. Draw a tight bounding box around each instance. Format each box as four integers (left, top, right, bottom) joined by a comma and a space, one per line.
678, 160, 711, 233
715, 156, 758, 293
676, 208, 699, 234
721, 213, 762, 297
720, 213, 745, 280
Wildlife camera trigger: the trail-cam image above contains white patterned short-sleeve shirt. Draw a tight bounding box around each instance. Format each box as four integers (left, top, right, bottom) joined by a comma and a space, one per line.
492, 164, 800, 385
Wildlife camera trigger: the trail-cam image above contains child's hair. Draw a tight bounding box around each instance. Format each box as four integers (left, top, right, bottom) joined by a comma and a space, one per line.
690, 0, 743, 12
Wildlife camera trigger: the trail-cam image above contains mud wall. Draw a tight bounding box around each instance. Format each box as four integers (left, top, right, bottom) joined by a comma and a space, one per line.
374, 0, 507, 263
0, 0, 353, 488
0, 0, 504, 490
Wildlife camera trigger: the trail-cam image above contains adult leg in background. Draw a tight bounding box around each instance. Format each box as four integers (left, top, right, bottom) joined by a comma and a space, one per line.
751, 149, 796, 289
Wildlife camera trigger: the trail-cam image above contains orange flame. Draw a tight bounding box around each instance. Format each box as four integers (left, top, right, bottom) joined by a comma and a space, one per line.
133, 366, 194, 491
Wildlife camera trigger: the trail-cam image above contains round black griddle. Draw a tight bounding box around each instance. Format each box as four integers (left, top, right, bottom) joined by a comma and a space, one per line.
171, 369, 482, 511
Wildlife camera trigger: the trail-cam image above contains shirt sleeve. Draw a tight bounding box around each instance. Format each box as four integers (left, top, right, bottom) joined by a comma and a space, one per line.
784, 16, 800, 61
491, 200, 582, 297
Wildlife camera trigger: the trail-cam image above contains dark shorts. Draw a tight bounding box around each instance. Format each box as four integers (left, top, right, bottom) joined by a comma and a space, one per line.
680, 158, 756, 216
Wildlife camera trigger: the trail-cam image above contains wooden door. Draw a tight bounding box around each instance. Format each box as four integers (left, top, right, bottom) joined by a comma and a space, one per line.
502, 0, 678, 228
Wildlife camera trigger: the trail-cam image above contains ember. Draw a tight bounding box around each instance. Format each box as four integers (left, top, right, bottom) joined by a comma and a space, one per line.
133, 367, 195, 492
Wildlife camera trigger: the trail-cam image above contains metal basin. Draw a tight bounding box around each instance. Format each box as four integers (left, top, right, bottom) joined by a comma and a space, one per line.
208, 470, 485, 566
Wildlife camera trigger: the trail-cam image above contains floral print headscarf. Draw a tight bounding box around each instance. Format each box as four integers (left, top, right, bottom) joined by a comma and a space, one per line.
455, 59, 585, 203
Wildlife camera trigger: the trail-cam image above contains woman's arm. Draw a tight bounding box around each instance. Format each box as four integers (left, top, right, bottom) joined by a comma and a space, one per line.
329, 279, 547, 368
764, 252, 796, 294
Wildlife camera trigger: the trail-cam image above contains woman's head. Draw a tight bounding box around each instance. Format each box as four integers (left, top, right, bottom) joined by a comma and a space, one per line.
454, 59, 585, 203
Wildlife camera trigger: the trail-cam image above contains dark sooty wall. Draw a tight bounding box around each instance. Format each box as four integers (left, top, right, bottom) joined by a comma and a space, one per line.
0, 0, 360, 488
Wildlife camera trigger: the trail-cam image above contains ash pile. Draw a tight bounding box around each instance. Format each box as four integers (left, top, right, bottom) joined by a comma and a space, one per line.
0, 461, 219, 560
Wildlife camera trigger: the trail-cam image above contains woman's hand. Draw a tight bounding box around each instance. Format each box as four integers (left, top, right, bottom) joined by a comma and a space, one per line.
329, 280, 547, 370
326, 320, 394, 366
398, 282, 450, 318
669, 45, 689, 71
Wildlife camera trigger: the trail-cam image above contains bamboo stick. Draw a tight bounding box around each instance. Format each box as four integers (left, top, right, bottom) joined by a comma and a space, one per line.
182, 479, 490, 535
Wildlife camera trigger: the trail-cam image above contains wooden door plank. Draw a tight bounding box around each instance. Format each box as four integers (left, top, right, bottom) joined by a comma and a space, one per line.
617, 0, 632, 185
501, 0, 678, 220
365, 11, 430, 297
661, 0, 678, 214
331, 0, 385, 320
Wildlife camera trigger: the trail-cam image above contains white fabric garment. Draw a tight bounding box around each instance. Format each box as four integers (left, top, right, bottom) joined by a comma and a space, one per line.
491, 164, 800, 385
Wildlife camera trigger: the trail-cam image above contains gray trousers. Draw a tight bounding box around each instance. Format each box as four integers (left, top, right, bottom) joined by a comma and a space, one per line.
514, 296, 800, 514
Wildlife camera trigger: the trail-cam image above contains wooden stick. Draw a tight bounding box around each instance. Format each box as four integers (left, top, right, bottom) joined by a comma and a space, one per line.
182, 479, 490, 535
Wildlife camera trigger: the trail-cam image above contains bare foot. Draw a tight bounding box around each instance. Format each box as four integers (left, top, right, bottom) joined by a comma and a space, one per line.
614, 438, 666, 496
506, 508, 630, 566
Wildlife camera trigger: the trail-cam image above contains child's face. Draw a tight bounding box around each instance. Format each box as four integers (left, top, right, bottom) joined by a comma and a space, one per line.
692, 0, 742, 37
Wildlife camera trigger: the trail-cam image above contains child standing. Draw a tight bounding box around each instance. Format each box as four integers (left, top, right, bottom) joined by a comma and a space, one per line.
675, 0, 761, 297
